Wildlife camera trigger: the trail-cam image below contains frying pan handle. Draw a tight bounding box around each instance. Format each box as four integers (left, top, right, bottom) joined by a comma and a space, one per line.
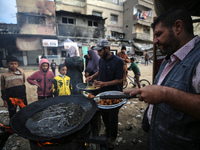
99, 94, 138, 99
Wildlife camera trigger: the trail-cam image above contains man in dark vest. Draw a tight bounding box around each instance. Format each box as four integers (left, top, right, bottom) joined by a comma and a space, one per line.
124, 6, 200, 149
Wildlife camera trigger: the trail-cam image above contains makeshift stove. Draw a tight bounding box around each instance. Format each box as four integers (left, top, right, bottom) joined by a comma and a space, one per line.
1, 90, 129, 150
29, 115, 106, 150
7, 95, 106, 150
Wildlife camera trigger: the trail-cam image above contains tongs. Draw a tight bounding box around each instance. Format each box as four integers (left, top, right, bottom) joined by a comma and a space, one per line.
94, 94, 138, 100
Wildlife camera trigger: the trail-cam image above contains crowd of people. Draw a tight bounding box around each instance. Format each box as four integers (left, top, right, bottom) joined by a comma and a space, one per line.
1, 6, 199, 150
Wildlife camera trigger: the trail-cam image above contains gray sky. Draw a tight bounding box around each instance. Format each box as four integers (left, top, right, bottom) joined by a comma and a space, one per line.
0, 0, 17, 24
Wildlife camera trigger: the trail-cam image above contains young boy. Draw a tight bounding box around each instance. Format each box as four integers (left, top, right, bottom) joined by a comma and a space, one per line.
128, 58, 141, 88
51, 59, 56, 76
1, 56, 27, 118
27, 58, 54, 100
52, 64, 72, 96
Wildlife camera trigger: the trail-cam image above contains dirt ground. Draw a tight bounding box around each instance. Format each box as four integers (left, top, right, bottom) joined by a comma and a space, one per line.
0, 62, 153, 150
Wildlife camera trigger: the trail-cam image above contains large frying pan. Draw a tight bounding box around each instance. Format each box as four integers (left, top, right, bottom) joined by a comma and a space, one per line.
9, 95, 98, 141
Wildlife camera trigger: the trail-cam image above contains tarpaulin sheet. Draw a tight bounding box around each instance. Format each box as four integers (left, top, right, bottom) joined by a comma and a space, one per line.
16, 37, 42, 51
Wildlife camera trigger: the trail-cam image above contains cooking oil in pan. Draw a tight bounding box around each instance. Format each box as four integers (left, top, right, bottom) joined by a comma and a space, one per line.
25, 103, 86, 137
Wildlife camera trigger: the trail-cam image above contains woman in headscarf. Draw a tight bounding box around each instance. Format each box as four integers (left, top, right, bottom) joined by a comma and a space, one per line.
85, 47, 100, 82
64, 46, 84, 94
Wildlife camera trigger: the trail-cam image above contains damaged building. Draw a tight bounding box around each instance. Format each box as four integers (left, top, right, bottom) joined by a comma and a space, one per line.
0, 0, 156, 66
56, 10, 105, 63
0, 0, 57, 66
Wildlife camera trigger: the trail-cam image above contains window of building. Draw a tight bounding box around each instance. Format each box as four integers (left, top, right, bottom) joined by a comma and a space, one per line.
62, 17, 76, 24
62, 17, 68, 23
92, 11, 102, 17
111, 31, 116, 37
110, 14, 118, 23
88, 21, 93, 26
88, 20, 98, 27
28, 16, 46, 25
93, 22, 98, 27
68, 18, 74, 24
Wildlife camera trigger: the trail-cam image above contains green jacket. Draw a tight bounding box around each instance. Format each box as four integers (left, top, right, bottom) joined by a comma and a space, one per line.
128, 62, 140, 75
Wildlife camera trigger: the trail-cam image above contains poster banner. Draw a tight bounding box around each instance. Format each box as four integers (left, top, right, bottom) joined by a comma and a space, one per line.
64, 42, 78, 50
42, 39, 58, 47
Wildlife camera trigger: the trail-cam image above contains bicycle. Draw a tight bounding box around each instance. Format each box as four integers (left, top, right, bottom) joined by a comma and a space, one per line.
123, 74, 150, 89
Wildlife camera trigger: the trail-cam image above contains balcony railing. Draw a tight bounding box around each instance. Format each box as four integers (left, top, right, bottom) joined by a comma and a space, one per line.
132, 32, 152, 42
138, 0, 153, 8
55, 0, 86, 7
137, 18, 152, 26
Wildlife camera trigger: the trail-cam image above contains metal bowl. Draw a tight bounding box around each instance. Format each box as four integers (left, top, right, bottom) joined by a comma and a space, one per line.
94, 91, 127, 109
76, 83, 100, 94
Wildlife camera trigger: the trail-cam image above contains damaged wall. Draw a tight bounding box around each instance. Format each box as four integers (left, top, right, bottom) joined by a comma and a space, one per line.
57, 11, 105, 39
55, 0, 86, 13
17, 0, 56, 35
0, 24, 20, 34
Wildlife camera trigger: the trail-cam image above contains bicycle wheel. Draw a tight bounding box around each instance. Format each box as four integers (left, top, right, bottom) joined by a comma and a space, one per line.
123, 80, 128, 89
139, 79, 150, 87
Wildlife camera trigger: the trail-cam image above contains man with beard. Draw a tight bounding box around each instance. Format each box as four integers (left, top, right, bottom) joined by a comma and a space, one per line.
124, 6, 200, 149
86, 39, 123, 148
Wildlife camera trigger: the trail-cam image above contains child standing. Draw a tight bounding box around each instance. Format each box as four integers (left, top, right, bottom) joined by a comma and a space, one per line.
52, 64, 72, 96
1, 56, 27, 118
51, 59, 56, 76
27, 58, 54, 100
128, 58, 141, 88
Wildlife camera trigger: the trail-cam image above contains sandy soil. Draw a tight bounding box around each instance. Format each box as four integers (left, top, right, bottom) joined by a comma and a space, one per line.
0, 62, 153, 150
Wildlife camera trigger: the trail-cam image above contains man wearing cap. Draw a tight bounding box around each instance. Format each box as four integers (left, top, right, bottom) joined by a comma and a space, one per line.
86, 39, 124, 148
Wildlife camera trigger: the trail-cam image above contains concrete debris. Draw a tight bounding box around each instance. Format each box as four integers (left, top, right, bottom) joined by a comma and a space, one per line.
11, 146, 18, 150
125, 124, 132, 130
136, 115, 141, 118
126, 101, 131, 104
117, 137, 123, 143
118, 122, 122, 125
132, 138, 137, 144
138, 140, 142, 143
140, 109, 145, 113
0, 110, 8, 114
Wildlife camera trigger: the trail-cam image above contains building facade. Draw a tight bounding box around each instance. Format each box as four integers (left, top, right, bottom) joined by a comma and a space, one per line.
0, 0, 57, 66
55, 0, 126, 54
123, 0, 154, 56
0, 0, 156, 66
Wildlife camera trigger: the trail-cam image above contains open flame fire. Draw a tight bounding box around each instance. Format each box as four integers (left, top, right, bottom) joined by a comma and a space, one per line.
37, 141, 54, 147
0, 123, 14, 133
9, 98, 25, 108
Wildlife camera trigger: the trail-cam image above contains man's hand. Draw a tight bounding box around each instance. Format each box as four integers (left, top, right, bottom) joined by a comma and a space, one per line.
86, 76, 93, 82
93, 81, 105, 88
123, 85, 165, 104
85, 72, 89, 78
3, 100, 8, 108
